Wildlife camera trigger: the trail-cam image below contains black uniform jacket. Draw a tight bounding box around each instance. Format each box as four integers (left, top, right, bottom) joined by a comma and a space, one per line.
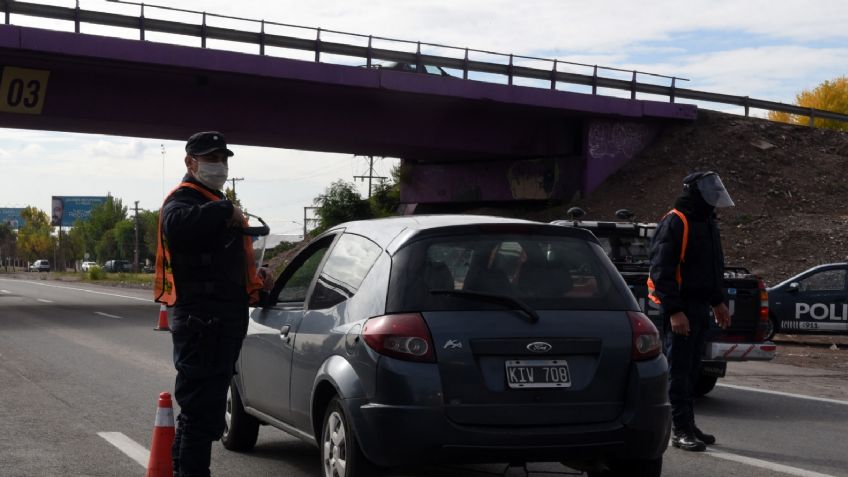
162, 175, 249, 320
648, 196, 726, 315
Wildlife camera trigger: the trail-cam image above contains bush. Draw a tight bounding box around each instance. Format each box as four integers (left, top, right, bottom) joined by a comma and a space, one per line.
88, 266, 104, 280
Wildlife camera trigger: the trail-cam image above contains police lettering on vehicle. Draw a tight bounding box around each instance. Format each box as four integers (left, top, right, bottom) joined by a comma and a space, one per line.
795, 302, 848, 321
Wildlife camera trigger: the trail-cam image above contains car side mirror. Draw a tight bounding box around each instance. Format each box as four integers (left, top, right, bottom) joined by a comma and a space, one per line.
788, 282, 800, 292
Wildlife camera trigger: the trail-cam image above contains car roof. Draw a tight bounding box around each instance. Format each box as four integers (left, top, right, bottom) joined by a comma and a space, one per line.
323, 215, 598, 253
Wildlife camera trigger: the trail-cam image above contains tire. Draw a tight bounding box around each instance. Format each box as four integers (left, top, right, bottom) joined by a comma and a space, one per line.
694, 373, 718, 397
221, 378, 259, 451
764, 315, 779, 341
321, 396, 373, 477
587, 457, 662, 477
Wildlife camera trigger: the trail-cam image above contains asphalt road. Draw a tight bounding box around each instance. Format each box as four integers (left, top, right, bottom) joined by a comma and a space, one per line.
0, 276, 846, 477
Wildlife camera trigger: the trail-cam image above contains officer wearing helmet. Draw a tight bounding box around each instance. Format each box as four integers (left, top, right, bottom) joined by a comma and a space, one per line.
647, 171, 733, 452
154, 131, 273, 476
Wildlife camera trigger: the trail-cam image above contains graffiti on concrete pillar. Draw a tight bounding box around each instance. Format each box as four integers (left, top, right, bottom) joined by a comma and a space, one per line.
507, 158, 558, 199
588, 121, 651, 160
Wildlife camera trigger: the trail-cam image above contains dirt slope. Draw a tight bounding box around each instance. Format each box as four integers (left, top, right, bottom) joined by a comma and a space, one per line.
574, 109, 848, 285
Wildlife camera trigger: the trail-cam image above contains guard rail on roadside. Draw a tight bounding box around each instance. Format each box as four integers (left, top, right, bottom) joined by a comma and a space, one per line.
2, 0, 847, 127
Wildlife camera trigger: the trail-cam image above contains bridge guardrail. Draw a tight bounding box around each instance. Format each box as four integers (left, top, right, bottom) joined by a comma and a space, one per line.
3, 0, 847, 127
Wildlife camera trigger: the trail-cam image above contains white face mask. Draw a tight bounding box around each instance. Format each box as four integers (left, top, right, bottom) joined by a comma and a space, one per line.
194, 161, 228, 190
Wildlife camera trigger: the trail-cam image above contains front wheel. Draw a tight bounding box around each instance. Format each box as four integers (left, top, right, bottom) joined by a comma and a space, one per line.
221, 379, 259, 451
321, 397, 373, 477
694, 374, 718, 397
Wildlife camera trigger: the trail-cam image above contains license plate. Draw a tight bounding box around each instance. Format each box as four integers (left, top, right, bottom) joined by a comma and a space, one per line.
505, 359, 571, 389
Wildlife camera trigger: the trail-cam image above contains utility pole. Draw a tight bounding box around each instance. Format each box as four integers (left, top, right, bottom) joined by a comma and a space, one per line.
229, 177, 245, 198
353, 156, 387, 198
303, 206, 319, 239
133, 201, 140, 273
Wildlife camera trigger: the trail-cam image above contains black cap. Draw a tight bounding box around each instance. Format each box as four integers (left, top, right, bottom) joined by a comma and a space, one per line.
185, 131, 234, 157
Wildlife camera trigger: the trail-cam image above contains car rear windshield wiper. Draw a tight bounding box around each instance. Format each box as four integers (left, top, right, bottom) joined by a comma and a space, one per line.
429, 289, 540, 324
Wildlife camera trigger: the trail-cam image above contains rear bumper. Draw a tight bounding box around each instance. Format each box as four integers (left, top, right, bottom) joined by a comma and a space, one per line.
705, 341, 776, 361
346, 356, 670, 467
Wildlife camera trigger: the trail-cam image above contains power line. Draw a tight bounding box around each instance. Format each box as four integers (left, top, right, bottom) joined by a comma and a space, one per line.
353, 155, 387, 198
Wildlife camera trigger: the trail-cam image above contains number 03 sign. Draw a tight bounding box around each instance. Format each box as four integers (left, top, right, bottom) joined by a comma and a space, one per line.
0, 67, 50, 114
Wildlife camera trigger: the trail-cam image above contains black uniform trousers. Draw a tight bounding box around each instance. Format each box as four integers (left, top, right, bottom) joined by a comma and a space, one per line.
171, 313, 245, 477
662, 301, 709, 432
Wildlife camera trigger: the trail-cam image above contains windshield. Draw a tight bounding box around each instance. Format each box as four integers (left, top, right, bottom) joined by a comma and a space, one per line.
387, 233, 635, 312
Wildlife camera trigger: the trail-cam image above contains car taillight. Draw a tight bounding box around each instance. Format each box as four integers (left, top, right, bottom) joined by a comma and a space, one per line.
755, 279, 770, 342
362, 313, 435, 363
627, 311, 661, 361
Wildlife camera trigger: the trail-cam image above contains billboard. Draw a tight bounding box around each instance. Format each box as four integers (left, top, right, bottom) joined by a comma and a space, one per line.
51, 196, 109, 227
0, 208, 24, 229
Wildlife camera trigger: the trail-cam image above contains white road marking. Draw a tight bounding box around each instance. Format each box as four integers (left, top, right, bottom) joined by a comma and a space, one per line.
706, 448, 837, 477
95, 312, 124, 319
0, 278, 149, 302
36, 298, 53, 303
718, 383, 848, 406
0, 289, 10, 294
97, 432, 149, 468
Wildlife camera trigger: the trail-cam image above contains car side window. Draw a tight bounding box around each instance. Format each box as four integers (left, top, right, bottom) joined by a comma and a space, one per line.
309, 233, 382, 310
799, 269, 846, 292
276, 239, 334, 303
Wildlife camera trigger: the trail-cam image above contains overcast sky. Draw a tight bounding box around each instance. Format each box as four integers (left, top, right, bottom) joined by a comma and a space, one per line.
2, 0, 847, 236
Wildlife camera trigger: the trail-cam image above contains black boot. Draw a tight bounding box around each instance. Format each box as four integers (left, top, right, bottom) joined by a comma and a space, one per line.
671, 429, 706, 452
693, 425, 716, 445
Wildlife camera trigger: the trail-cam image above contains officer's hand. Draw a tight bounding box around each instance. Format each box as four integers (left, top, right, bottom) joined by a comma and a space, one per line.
257, 266, 274, 292
670, 312, 690, 336
713, 302, 731, 329
228, 206, 246, 228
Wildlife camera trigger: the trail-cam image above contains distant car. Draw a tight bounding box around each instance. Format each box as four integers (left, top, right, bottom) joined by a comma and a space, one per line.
103, 260, 131, 273
81, 261, 99, 272
767, 263, 848, 338
223, 215, 669, 477
29, 259, 50, 272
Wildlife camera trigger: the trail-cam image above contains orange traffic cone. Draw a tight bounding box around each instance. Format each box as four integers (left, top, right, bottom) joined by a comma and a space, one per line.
145, 392, 175, 477
154, 304, 170, 331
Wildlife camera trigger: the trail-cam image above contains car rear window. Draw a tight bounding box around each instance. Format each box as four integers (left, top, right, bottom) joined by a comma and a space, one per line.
387, 233, 634, 312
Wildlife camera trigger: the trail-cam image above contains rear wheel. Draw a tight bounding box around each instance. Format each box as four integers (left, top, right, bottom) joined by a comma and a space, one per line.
221, 379, 259, 451
588, 457, 662, 477
321, 397, 373, 477
764, 314, 779, 341
694, 374, 718, 397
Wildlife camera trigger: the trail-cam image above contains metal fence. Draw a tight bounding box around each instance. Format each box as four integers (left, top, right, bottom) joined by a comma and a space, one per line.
3, 0, 847, 127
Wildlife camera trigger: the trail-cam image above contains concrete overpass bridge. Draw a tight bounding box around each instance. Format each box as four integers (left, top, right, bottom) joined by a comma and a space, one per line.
0, 1, 705, 207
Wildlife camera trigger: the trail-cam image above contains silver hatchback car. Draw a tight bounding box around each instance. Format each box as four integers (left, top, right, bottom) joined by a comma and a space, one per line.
223, 215, 670, 477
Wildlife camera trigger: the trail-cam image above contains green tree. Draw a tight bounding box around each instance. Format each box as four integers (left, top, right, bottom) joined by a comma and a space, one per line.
313, 180, 372, 233
0, 223, 16, 271
17, 206, 52, 262
139, 209, 160, 263
113, 219, 136, 261
768, 76, 848, 131
75, 197, 127, 261
95, 229, 119, 262
369, 164, 401, 218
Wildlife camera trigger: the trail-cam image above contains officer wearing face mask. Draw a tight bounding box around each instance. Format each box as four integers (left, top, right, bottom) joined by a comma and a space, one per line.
154, 131, 272, 477
647, 171, 734, 453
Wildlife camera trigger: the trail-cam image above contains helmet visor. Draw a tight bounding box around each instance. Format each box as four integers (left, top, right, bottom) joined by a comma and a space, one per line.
696, 174, 735, 207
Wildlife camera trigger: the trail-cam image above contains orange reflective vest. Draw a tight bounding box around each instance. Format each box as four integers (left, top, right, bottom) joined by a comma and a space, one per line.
154, 181, 263, 306
646, 208, 689, 305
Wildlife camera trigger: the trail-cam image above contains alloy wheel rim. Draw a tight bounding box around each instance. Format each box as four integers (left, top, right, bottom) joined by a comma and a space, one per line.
323, 411, 347, 477
224, 386, 233, 436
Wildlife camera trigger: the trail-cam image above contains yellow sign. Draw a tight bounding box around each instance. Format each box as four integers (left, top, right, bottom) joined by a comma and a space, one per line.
0, 67, 50, 114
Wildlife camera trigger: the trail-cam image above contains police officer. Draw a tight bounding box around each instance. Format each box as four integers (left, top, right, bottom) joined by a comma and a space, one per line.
647, 171, 733, 452
154, 131, 272, 476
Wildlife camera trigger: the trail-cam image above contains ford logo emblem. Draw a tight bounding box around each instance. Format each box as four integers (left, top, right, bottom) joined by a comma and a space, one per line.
527, 341, 552, 353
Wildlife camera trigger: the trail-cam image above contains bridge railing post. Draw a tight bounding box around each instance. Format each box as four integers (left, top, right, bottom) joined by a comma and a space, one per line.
550, 59, 558, 90
507, 54, 514, 86
630, 70, 637, 99
670, 77, 676, 103
315, 27, 321, 62
744, 96, 750, 117
74, 0, 80, 33
809, 108, 815, 128
4, 0, 10, 25
592, 65, 598, 95
366, 35, 373, 68
201, 12, 207, 48
415, 42, 422, 73
259, 20, 265, 56
139, 3, 145, 41
463, 48, 469, 80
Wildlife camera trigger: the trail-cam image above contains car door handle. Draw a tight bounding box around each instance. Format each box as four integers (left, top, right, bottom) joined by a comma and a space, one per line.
280, 324, 291, 343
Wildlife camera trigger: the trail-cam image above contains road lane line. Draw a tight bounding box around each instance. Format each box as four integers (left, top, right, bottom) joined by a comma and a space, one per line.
97, 432, 148, 468
37, 298, 53, 303
0, 278, 149, 301
706, 448, 836, 477
718, 383, 848, 406
95, 312, 124, 319
0, 289, 10, 293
